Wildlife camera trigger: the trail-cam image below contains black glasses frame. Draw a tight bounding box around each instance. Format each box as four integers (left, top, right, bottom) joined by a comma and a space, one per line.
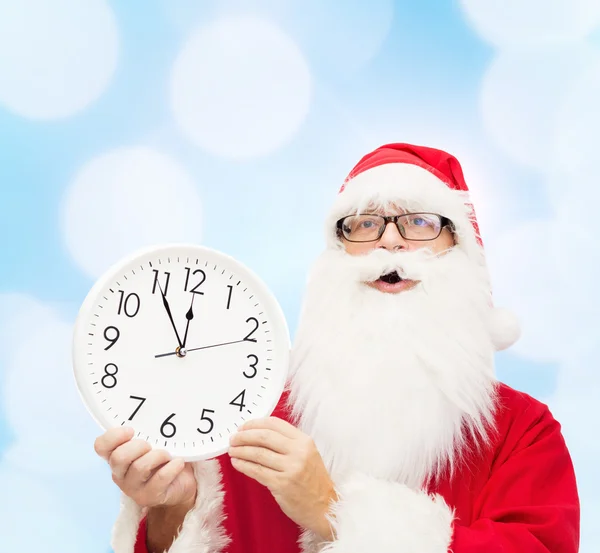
336, 212, 454, 243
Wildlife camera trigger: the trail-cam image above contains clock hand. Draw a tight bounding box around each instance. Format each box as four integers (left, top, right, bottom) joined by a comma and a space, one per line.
157, 281, 183, 348
182, 293, 195, 348
155, 339, 246, 358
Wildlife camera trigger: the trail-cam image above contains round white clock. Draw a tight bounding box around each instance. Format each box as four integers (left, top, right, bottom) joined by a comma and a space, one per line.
72, 243, 290, 461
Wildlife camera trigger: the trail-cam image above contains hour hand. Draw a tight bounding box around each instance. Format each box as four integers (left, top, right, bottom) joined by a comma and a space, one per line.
182, 294, 195, 348
157, 282, 183, 348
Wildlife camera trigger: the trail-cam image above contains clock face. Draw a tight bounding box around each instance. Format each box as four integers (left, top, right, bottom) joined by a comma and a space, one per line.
73, 244, 290, 461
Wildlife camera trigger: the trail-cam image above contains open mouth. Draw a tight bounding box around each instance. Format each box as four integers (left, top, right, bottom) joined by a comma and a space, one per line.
378, 271, 403, 284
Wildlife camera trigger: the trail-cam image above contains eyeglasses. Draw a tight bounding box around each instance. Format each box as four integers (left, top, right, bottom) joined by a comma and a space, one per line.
336, 213, 453, 243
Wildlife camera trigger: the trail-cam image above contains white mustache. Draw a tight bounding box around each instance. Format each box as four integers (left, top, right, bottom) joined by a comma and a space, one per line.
338, 247, 443, 282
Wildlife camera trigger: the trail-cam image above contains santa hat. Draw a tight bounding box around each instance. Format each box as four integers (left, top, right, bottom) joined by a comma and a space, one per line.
326, 142, 520, 352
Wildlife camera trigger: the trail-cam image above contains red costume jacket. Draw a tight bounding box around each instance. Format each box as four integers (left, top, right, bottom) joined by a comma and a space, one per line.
110, 383, 579, 553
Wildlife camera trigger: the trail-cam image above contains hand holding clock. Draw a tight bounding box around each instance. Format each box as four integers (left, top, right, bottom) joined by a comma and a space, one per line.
94, 426, 200, 553
94, 418, 336, 542
94, 426, 197, 509
229, 417, 337, 541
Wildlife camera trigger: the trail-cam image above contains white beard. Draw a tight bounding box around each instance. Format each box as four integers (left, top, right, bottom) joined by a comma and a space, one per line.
287, 246, 498, 488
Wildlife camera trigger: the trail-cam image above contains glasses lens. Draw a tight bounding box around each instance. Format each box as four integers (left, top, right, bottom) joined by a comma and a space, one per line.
341, 215, 384, 242
400, 213, 442, 240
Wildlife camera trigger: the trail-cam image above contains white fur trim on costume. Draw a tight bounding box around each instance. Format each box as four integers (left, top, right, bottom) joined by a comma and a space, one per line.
299, 526, 330, 553
489, 307, 521, 351
302, 474, 454, 553
326, 163, 483, 262
112, 494, 146, 553
111, 460, 230, 553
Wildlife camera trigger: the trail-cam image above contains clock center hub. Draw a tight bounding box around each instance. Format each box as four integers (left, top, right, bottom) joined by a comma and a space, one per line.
176, 346, 187, 358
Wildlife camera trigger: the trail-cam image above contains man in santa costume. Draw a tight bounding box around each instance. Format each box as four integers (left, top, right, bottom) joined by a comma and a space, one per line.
96, 143, 580, 553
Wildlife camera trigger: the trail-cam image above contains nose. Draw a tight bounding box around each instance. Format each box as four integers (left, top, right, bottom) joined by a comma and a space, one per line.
377, 221, 408, 251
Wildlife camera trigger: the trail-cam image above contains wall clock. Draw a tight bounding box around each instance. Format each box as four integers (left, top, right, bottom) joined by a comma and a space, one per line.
72, 244, 290, 461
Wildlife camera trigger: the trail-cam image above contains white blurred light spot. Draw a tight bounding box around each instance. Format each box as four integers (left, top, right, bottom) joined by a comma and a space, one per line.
61, 147, 202, 279
459, 0, 600, 48
555, 59, 600, 173
160, 1, 393, 74
0, 294, 103, 474
0, 467, 86, 552
479, 46, 599, 170
0, 0, 118, 120
486, 219, 599, 363
3, 432, 103, 478
283, 0, 394, 74
159, 0, 216, 33
549, 349, 600, 471
546, 345, 600, 552
170, 16, 312, 159
418, 137, 514, 244
545, 170, 599, 243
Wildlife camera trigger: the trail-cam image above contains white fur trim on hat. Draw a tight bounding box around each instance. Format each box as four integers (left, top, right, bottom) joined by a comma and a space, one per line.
326, 162, 483, 263
300, 473, 454, 553
111, 460, 230, 553
489, 307, 521, 351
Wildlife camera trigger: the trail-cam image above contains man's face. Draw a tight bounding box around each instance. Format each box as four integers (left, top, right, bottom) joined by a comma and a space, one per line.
291, 204, 496, 482
339, 206, 455, 294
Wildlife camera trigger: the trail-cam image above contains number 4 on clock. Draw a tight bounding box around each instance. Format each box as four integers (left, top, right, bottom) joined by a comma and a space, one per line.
230, 390, 246, 411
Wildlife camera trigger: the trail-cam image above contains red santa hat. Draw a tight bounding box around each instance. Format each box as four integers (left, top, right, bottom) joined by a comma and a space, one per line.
327, 142, 520, 351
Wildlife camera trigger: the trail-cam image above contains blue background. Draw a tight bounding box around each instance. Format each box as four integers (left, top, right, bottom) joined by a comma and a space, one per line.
0, 0, 598, 551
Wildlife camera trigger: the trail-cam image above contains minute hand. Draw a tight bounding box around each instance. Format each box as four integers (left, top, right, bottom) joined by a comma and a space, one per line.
158, 283, 183, 348
155, 339, 246, 358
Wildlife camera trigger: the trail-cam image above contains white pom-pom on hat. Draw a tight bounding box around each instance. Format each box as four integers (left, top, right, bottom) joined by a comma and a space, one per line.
489, 307, 521, 351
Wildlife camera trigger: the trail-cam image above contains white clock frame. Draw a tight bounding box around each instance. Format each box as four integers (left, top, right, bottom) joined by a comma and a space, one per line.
72, 243, 290, 461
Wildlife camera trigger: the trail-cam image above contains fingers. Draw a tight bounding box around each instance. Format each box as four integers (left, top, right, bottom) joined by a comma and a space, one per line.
123, 448, 173, 486
230, 428, 290, 454
240, 417, 299, 439
230, 457, 274, 488
109, 439, 153, 480
143, 458, 187, 503
94, 426, 134, 461
229, 445, 286, 472
96, 427, 196, 508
